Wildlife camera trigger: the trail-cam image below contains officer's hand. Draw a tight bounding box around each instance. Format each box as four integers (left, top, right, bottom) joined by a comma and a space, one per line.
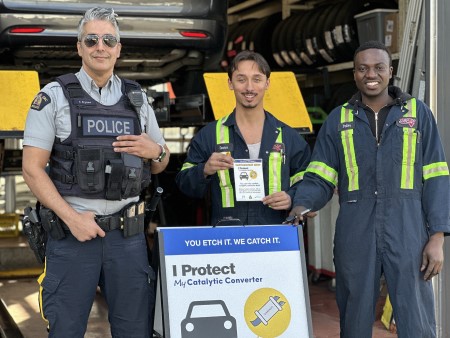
286, 206, 317, 225
204, 152, 234, 177
421, 232, 444, 281
68, 211, 106, 242
262, 191, 291, 210
113, 133, 160, 159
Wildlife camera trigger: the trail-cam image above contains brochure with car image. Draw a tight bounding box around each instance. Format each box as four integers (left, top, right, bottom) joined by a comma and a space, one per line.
233, 159, 265, 201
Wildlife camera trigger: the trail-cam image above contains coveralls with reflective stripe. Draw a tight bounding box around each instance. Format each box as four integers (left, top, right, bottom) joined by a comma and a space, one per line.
294, 87, 450, 338
176, 111, 311, 225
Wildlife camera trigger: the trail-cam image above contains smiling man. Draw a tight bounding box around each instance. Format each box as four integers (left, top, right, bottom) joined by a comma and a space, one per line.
289, 40, 450, 337
176, 50, 311, 226
22, 7, 169, 338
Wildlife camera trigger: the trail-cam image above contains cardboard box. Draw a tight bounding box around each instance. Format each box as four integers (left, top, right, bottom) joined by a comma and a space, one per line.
355, 9, 399, 53
384, 11, 399, 53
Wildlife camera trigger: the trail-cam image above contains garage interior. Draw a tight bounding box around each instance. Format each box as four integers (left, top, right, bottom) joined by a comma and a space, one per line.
1, 0, 450, 337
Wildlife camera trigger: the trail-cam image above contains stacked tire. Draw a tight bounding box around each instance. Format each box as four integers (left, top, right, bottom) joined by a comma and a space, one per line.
225, 0, 397, 69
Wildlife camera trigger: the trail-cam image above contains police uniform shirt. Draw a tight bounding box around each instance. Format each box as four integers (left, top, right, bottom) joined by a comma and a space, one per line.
23, 68, 165, 215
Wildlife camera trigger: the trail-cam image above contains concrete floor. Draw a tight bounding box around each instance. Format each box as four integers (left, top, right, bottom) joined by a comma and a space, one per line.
0, 277, 397, 338
0, 236, 397, 338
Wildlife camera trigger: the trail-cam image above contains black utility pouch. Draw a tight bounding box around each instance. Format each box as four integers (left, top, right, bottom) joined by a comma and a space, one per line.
76, 147, 105, 193
121, 153, 143, 199
123, 202, 145, 237
39, 208, 66, 240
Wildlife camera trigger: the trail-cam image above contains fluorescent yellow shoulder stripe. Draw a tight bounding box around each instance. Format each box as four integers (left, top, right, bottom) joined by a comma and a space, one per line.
268, 128, 283, 195
216, 115, 234, 208
340, 106, 359, 191
290, 171, 305, 186
400, 98, 417, 189
423, 162, 450, 180
181, 162, 195, 171
306, 161, 338, 186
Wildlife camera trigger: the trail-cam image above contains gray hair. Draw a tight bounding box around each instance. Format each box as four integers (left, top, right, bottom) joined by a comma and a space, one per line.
77, 7, 120, 42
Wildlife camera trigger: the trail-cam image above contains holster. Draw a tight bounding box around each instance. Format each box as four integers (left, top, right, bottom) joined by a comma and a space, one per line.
23, 206, 47, 264
39, 207, 66, 240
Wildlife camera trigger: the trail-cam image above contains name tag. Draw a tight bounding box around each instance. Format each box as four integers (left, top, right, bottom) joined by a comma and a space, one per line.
82, 116, 134, 136
215, 143, 234, 153
338, 121, 355, 132
73, 98, 96, 106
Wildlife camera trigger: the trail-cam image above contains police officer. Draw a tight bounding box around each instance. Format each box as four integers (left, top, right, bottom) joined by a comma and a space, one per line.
22, 7, 169, 337
176, 50, 311, 225
290, 41, 450, 337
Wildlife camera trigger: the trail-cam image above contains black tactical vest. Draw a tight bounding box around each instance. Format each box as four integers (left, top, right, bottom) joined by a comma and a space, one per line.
48, 74, 151, 200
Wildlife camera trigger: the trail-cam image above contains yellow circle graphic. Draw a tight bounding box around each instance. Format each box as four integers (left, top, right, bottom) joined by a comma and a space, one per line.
244, 288, 291, 337
250, 170, 257, 179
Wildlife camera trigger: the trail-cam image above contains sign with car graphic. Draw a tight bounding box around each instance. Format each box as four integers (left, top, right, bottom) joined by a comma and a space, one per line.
155, 225, 313, 337
233, 159, 265, 201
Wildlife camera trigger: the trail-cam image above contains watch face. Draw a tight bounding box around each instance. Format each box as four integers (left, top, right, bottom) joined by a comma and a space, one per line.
155, 144, 166, 162
159, 148, 166, 161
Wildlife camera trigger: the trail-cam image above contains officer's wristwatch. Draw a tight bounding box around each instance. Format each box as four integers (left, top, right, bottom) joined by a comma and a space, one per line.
152, 143, 166, 162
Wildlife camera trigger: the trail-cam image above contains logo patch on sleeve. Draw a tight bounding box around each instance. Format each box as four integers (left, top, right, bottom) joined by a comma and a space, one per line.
30, 92, 51, 111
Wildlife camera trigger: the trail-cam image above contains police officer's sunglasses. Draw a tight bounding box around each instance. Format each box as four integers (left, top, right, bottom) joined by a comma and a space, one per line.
82, 34, 119, 48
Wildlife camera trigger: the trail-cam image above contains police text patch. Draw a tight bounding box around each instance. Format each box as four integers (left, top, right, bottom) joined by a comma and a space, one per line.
30, 92, 51, 111
82, 116, 134, 136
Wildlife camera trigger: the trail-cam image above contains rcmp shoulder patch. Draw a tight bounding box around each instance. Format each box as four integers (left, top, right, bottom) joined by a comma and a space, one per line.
30, 92, 51, 111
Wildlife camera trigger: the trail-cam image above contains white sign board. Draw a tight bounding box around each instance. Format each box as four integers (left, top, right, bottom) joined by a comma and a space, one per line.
154, 225, 313, 338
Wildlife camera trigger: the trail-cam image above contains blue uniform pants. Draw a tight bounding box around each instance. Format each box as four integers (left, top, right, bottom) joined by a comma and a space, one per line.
334, 197, 436, 338
38, 230, 155, 338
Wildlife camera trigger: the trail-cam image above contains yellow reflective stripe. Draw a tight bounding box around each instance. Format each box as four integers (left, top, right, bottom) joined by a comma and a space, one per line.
218, 168, 234, 208
216, 115, 234, 207
268, 128, 283, 195
181, 162, 195, 171
306, 161, 338, 186
340, 106, 359, 191
38, 259, 49, 323
401, 99, 417, 189
400, 129, 416, 188
423, 162, 450, 180
290, 171, 305, 186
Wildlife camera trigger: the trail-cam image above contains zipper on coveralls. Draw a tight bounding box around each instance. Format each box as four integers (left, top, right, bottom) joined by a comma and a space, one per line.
375, 111, 379, 145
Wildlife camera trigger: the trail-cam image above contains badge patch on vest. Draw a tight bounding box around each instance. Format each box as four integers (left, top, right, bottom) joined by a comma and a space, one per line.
271, 143, 285, 153
338, 121, 355, 131
30, 92, 51, 111
82, 116, 135, 136
396, 117, 417, 128
215, 143, 234, 153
